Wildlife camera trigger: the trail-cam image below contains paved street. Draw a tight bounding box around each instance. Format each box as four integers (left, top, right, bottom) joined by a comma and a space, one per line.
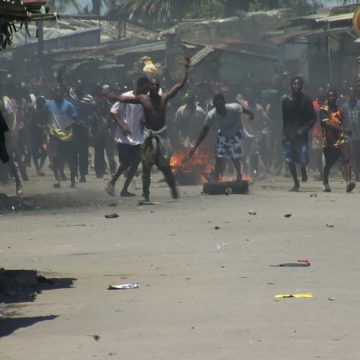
1, 173, 360, 360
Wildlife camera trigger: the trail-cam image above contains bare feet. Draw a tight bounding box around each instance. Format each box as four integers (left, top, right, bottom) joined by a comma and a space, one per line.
105, 182, 115, 196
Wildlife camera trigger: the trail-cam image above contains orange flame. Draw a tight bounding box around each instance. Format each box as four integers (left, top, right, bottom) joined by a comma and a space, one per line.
170, 145, 214, 185
170, 145, 252, 185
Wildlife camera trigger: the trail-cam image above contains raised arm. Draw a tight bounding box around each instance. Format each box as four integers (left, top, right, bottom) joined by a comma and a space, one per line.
110, 94, 141, 104
164, 57, 190, 102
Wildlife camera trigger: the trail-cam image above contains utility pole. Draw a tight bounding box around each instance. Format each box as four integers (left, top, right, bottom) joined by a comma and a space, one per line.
36, 19, 44, 58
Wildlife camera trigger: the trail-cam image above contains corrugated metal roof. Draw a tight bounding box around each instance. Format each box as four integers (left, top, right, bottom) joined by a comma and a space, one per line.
269, 26, 353, 45
316, 12, 354, 23
285, 10, 354, 27
113, 41, 165, 57
269, 29, 317, 44
191, 45, 215, 66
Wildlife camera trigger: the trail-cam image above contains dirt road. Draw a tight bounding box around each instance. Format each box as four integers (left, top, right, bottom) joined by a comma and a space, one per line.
1, 173, 359, 360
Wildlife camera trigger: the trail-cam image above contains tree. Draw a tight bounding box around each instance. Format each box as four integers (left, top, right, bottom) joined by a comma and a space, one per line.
112, 0, 314, 26
113, 0, 214, 24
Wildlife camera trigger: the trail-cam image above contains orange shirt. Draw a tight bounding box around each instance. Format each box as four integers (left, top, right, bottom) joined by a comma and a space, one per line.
320, 105, 347, 148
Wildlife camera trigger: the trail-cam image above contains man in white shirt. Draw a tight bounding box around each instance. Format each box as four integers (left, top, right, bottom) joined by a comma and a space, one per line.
105, 77, 150, 197
173, 93, 206, 149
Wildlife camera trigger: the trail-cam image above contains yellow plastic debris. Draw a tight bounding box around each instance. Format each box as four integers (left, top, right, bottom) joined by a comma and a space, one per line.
275, 293, 313, 299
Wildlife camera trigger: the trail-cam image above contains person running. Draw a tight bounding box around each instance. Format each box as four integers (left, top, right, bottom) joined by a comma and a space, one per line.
0, 106, 23, 196
341, 85, 360, 182
105, 77, 150, 197
44, 84, 78, 188
90, 95, 116, 179
30, 96, 47, 176
310, 87, 327, 181
282, 77, 316, 191
190, 93, 254, 181
321, 89, 355, 193
57, 68, 96, 183
238, 92, 270, 179
111, 57, 191, 202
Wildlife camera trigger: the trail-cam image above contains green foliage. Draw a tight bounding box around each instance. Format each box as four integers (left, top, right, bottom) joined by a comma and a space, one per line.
114, 0, 316, 25
187, 2, 225, 19
116, 0, 214, 23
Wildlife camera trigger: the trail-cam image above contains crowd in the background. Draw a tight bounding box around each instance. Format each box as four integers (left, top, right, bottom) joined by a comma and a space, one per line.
1, 68, 360, 196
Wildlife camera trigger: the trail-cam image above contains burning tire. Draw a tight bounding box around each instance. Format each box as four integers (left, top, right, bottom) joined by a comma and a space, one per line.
203, 180, 249, 195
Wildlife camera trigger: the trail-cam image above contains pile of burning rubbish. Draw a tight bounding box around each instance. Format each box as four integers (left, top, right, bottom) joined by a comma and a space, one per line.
170, 145, 249, 194
170, 145, 214, 185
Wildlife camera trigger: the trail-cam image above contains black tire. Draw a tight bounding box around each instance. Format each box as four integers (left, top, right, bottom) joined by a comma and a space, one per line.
203, 180, 249, 195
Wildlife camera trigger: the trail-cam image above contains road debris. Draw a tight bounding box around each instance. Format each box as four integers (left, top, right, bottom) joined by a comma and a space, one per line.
216, 243, 229, 251
271, 259, 310, 267
274, 293, 313, 299
138, 200, 162, 206
108, 283, 140, 290
104, 213, 119, 219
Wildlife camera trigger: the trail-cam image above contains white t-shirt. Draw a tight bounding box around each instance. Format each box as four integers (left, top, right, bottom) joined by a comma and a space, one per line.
110, 91, 144, 145
205, 103, 243, 138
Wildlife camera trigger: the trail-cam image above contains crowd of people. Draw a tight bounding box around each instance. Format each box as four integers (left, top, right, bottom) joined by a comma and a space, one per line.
1, 60, 360, 199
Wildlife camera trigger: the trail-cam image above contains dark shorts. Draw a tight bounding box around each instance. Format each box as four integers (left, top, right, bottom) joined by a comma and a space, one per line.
0, 133, 10, 164
117, 143, 141, 164
283, 141, 309, 165
48, 135, 75, 160
323, 143, 351, 164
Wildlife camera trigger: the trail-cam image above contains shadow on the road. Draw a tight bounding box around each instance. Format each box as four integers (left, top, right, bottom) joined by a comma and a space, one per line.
0, 269, 76, 304
0, 315, 58, 337
0, 190, 124, 214
0, 270, 75, 338
0, 192, 93, 213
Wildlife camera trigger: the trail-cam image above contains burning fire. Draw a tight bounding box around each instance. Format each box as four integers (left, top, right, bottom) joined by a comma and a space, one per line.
170, 145, 214, 184
170, 145, 252, 185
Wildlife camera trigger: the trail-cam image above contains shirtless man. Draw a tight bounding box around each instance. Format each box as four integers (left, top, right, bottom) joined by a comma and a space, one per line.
112, 57, 190, 202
